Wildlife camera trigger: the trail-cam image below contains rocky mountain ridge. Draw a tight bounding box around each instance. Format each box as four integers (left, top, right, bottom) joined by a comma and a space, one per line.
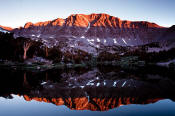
12, 13, 167, 48
0, 13, 174, 64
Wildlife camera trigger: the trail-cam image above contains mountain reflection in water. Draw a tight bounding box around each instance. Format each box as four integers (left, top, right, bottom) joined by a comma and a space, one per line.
0, 66, 175, 112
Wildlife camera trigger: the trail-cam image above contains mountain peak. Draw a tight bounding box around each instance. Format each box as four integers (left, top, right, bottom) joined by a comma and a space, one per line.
66, 14, 89, 27
0, 25, 13, 31
13, 13, 168, 47
24, 22, 33, 28
51, 18, 65, 26
22, 13, 164, 29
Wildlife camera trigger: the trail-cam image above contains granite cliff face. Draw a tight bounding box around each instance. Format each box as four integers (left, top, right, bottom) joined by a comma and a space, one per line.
13, 13, 166, 48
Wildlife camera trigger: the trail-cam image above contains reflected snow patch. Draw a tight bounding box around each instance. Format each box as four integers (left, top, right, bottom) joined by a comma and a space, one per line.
122, 38, 127, 45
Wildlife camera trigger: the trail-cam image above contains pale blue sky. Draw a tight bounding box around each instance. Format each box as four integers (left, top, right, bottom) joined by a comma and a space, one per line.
0, 0, 174, 28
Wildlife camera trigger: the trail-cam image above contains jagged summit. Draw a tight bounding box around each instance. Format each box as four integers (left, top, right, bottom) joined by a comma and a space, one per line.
0, 25, 13, 31
12, 13, 167, 51
22, 13, 164, 29
0, 25, 13, 33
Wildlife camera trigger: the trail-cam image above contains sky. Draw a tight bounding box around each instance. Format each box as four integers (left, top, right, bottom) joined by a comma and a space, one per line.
0, 0, 174, 28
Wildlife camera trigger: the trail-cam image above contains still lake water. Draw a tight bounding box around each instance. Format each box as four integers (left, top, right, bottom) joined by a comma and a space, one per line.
0, 66, 175, 116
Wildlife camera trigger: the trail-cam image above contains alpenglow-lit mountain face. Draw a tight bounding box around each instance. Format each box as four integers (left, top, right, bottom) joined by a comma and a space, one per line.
0, 25, 13, 33
12, 13, 166, 47
0, 13, 175, 65
0, 27, 10, 34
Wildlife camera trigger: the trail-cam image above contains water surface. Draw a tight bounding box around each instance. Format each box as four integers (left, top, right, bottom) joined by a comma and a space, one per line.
0, 66, 175, 116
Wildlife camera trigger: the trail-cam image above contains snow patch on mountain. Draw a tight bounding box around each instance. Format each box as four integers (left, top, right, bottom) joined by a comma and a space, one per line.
81, 36, 85, 38
97, 38, 100, 42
